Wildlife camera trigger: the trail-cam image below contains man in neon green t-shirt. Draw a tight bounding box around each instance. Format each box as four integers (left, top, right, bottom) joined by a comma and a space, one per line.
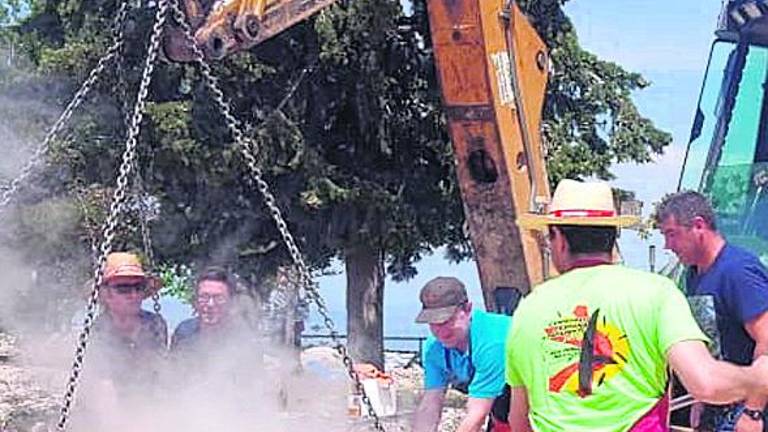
505, 179, 768, 432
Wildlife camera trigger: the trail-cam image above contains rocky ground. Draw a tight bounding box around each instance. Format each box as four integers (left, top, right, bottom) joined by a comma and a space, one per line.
340, 351, 468, 432
0, 335, 467, 432
0, 333, 59, 432
386, 361, 467, 432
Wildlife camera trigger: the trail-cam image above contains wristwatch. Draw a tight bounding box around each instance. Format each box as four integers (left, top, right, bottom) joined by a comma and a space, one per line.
742, 407, 765, 421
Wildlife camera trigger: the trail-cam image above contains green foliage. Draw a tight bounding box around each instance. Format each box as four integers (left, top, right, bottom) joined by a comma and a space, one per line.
157, 262, 195, 304
5, 0, 671, 289
37, 38, 103, 76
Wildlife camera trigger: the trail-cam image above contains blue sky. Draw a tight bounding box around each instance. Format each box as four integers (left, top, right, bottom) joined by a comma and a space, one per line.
156, 1, 725, 341
566, 0, 719, 206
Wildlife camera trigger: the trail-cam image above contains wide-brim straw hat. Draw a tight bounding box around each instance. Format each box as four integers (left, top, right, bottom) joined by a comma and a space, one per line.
517, 179, 640, 230
99, 252, 162, 298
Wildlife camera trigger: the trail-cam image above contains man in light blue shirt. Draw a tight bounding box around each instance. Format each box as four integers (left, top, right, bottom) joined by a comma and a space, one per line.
412, 277, 511, 432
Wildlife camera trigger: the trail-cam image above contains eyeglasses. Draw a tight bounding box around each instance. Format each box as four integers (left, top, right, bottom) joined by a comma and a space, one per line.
110, 284, 146, 295
196, 294, 228, 305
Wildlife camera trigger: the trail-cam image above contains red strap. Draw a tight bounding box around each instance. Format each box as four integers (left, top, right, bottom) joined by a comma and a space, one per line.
551, 209, 616, 218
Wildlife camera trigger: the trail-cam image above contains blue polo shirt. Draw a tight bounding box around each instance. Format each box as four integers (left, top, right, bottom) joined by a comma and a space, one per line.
422, 309, 511, 399
685, 243, 768, 365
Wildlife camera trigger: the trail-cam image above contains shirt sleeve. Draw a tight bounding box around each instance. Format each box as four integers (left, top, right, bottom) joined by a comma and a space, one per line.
657, 284, 710, 354
422, 338, 448, 390
468, 338, 506, 399
724, 260, 768, 324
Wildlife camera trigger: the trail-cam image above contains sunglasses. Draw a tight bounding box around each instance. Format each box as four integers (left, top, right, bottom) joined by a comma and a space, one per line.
109, 284, 147, 295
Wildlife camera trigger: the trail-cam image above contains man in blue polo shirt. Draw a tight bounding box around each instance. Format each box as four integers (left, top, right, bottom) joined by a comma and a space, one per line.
412, 276, 511, 432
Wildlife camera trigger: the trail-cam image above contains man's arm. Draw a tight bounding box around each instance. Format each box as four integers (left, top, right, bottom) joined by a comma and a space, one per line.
455, 397, 494, 432
668, 340, 768, 403
508, 386, 532, 432
413, 389, 446, 432
736, 311, 768, 431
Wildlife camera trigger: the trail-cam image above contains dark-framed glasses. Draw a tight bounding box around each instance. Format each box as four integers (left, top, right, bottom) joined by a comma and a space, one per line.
110, 283, 146, 295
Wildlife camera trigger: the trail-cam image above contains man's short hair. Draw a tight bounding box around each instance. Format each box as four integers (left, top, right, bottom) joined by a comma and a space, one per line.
196, 267, 236, 296
654, 190, 717, 230
551, 225, 617, 255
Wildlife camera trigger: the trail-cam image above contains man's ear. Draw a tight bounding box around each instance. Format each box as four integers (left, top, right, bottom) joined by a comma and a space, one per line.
552, 227, 569, 255
691, 216, 709, 231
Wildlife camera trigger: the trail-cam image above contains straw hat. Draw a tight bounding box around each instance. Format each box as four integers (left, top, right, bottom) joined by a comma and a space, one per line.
101, 252, 162, 297
517, 179, 640, 230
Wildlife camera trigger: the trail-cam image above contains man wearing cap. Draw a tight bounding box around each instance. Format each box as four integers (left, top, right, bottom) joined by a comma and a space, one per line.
505, 179, 768, 432
412, 276, 511, 432
90, 252, 167, 395
657, 191, 768, 432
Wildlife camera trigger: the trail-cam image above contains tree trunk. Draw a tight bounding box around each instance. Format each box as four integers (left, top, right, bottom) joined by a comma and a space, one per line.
345, 243, 385, 370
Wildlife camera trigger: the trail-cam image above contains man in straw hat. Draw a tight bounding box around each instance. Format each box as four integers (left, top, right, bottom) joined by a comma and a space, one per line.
505, 179, 768, 432
90, 252, 167, 395
412, 276, 512, 432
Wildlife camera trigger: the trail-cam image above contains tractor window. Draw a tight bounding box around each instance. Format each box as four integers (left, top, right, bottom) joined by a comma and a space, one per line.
679, 41, 736, 190
680, 40, 768, 262
708, 161, 768, 265
718, 46, 768, 167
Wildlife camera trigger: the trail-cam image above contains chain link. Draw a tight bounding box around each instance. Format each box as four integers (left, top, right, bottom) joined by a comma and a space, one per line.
167, 2, 385, 429
138, 193, 162, 313
55, 0, 169, 429
0, 1, 130, 214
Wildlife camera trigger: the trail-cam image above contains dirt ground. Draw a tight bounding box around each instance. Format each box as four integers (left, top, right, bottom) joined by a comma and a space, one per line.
1, 336, 466, 432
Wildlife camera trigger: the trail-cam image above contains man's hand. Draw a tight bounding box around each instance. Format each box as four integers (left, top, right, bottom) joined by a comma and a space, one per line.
735, 414, 763, 432
689, 402, 703, 429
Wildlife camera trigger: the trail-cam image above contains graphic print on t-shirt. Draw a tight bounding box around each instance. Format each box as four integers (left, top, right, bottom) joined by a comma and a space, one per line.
543, 305, 630, 397
687, 294, 722, 358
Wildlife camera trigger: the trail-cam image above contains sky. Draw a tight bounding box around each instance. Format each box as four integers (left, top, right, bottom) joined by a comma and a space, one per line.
296, 0, 726, 345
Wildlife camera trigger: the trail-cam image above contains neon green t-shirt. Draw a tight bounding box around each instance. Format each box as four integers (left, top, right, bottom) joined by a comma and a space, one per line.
505, 264, 708, 432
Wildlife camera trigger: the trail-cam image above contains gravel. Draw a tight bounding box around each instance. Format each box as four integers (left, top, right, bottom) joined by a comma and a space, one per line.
0, 338, 471, 431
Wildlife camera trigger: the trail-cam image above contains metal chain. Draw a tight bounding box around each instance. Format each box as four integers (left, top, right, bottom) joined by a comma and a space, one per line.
0, 1, 130, 213
137, 190, 162, 313
167, 2, 385, 429
55, 0, 169, 429
115, 0, 162, 315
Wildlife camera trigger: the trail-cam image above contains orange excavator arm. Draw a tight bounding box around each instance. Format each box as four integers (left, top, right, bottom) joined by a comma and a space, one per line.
427, 0, 550, 309
164, 0, 338, 61
164, 0, 552, 311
